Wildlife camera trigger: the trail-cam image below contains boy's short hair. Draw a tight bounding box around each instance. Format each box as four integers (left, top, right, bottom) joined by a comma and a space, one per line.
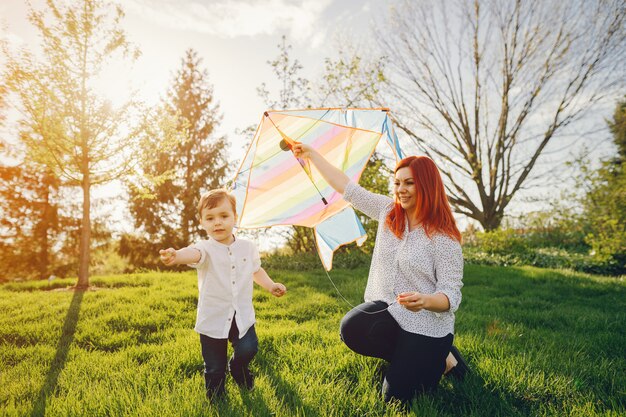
197, 189, 237, 218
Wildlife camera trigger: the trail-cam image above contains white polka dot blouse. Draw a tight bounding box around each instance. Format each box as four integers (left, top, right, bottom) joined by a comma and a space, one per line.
343, 181, 464, 338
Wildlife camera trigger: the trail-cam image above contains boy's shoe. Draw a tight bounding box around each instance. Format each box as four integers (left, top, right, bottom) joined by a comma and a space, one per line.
230, 366, 255, 390
446, 345, 469, 381
204, 372, 226, 399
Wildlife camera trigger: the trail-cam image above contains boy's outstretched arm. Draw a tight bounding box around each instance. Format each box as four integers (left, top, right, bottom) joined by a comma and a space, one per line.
253, 268, 287, 297
159, 247, 201, 266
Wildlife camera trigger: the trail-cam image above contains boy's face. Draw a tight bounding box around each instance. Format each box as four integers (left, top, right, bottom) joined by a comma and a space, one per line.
200, 198, 236, 244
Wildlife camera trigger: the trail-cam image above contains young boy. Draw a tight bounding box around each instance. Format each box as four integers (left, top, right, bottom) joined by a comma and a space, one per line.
159, 189, 286, 399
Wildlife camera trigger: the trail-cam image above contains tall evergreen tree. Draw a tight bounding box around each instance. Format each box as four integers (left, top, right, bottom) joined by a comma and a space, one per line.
124, 49, 228, 268
166, 49, 229, 244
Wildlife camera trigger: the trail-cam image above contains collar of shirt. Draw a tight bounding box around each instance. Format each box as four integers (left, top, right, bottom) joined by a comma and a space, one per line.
207, 234, 237, 248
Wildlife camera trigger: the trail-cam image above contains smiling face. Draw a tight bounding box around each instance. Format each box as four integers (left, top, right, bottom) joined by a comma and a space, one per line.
199, 198, 236, 245
394, 166, 417, 212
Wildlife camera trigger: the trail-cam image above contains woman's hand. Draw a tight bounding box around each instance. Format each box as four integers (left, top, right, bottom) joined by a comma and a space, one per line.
292, 143, 315, 159
292, 142, 349, 193
159, 248, 177, 266
397, 291, 428, 312
270, 282, 287, 297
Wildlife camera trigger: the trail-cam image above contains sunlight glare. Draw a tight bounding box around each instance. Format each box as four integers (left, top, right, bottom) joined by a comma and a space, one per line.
91, 55, 168, 109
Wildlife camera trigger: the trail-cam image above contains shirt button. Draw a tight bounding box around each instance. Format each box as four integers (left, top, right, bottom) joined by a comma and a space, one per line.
231, 265, 235, 269
243, 258, 246, 262
232, 281, 235, 284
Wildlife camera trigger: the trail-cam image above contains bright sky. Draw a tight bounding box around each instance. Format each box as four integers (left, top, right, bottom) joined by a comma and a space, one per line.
1, 0, 401, 248
1, 0, 394, 162
1, 0, 619, 247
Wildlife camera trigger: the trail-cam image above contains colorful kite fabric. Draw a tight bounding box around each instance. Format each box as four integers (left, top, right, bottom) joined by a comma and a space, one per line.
230, 108, 403, 270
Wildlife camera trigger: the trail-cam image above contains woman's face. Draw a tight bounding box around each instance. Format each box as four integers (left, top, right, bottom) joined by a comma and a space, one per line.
394, 167, 417, 212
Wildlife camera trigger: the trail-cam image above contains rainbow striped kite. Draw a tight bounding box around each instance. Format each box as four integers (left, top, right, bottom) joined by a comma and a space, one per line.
231, 108, 403, 270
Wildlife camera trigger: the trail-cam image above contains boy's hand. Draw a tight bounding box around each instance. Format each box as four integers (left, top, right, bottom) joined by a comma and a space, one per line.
159, 248, 177, 266
270, 283, 287, 297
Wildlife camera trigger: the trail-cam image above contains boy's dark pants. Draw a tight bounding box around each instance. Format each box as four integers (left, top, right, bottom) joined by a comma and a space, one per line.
199, 318, 258, 398
340, 301, 453, 404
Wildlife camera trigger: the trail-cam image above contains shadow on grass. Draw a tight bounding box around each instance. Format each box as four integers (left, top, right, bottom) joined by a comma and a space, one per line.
237, 386, 274, 417
432, 372, 533, 417
30, 289, 84, 417
254, 350, 320, 416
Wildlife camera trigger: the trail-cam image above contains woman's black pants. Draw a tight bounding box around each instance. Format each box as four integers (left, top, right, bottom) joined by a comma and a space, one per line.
340, 301, 453, 404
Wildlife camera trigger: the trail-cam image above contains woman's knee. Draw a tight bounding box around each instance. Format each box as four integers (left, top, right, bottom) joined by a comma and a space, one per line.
339, 311, 362, 349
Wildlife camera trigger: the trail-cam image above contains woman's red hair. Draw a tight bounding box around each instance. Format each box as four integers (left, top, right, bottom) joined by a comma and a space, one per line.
385, 156, 461, 242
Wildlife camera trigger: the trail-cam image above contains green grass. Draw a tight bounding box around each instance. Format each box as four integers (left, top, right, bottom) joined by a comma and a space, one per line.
1, 265, 624, 416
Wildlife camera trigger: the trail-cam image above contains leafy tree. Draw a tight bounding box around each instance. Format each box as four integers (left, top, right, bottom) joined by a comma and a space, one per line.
319, 44, 386, 109
258, 36, 391, 255
257, 35, 311, 110
256, 36, 313, 253
608, 100, 626, 163
124, 49, 228, 269
0, 164, 60, 280
0, 161, 112, 280
581, 100, 626, 268
4, 0, 139, 288
377, 0, 626, 230
318, 44, 393, 255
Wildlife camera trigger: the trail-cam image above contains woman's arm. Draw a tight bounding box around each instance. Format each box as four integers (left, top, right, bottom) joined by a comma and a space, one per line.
397, 292, 451, 312
432, 235, 464, 313
293, 143, 349, 194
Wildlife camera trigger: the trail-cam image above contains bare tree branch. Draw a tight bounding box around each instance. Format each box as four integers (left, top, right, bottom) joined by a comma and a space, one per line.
378, 0, 625, 229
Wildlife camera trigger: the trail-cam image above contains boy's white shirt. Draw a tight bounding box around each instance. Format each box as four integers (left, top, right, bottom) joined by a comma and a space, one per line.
188, 236, 261, 339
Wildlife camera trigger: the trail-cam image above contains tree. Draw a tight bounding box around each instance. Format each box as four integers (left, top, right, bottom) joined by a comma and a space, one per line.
608, 100, 626, 164
378, 0, 626, 230
257, 36, 311, 110
4, 0, 139, 288
319, 43, 386, 109
317, 44, 394, 254
0, 161, 113, 280
0, 165, 59, 280
258, 36, 391, 254
164, 50, 229, 244
257, 36, 313, 253
124, 49, 228, 269
580, 99, 626, 268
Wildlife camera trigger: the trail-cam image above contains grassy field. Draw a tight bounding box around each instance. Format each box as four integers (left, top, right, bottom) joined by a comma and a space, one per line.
1, 264, 624, 416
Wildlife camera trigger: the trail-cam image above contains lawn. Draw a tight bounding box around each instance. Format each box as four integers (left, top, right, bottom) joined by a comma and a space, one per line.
0, 264, 624, 416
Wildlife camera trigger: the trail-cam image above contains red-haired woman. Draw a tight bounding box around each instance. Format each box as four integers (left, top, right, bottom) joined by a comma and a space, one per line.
294, 144, 468, 404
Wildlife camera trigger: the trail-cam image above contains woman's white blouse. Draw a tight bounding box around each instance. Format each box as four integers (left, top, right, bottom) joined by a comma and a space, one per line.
188, 237, 261, 339
343, 182, 464, 338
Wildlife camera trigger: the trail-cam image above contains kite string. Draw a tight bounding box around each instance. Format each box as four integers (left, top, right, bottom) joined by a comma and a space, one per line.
312, 229, 395, 315
320, 266, 396, 315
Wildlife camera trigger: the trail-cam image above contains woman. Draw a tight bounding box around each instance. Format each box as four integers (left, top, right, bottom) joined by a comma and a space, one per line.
294, 143, 468, 404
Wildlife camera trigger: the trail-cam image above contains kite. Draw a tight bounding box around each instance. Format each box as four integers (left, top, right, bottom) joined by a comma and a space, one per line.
230, 108, 404, 270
